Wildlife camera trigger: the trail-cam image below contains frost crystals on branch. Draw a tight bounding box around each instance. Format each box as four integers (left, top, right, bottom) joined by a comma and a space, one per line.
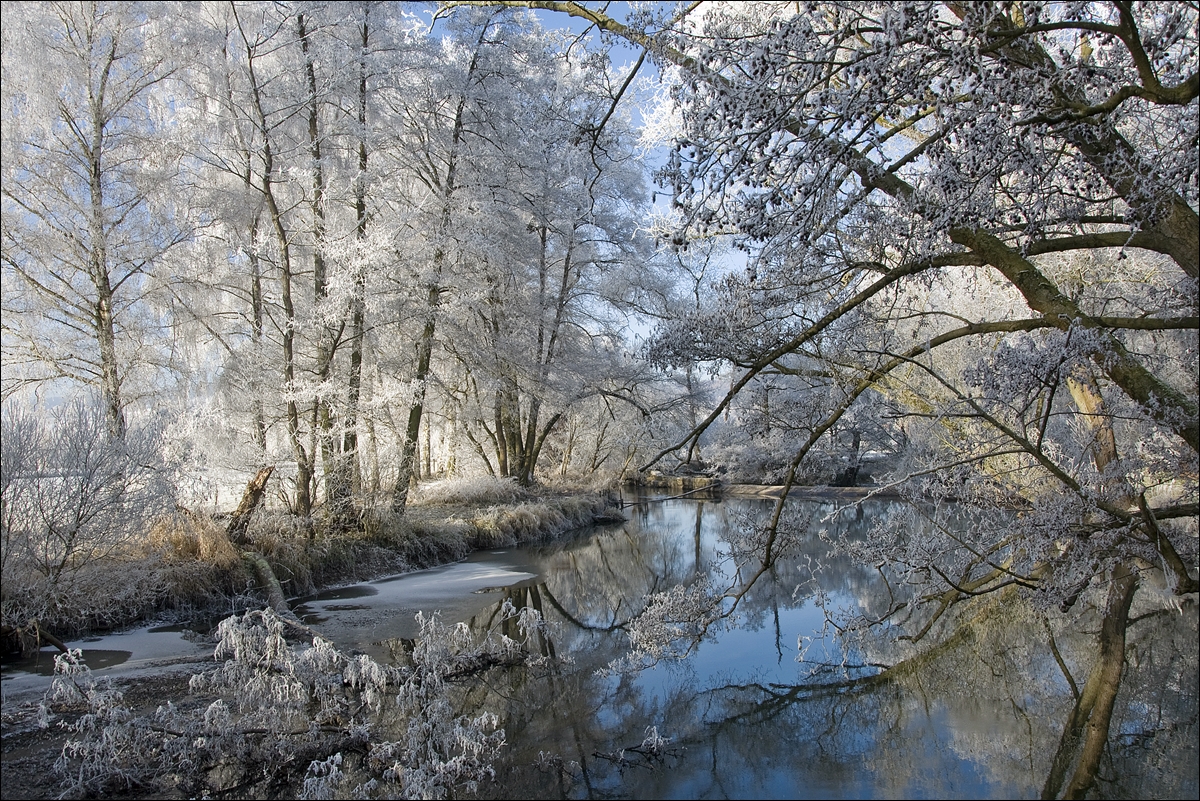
47, 603, 555, 799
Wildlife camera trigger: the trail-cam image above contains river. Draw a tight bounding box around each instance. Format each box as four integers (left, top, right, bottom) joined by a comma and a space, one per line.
3, 491, 1196, 798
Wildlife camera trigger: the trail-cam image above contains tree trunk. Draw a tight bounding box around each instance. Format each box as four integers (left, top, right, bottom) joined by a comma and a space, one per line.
1040, 370, 1133, 800
236, 11, 312, 518
88, 91, 125, 441
559, 414, 576, 478
1064, 367, 1119, 473
446, 404, 459, 477
242, 550, 290, 615
392, 294, 437, 513
333, 6, 372, 525
391, 24, 489, 515
240, 551, 319, 640
226, 466, 275, 546
366, 414, 381, 495
95, 285, 126, 440
1041, 563, 1138, 799
520, 397, 542, 485
493, 391, 509, 476
248, 210, 268, 455
298, 12, 346, 528
526, 410, 564, 485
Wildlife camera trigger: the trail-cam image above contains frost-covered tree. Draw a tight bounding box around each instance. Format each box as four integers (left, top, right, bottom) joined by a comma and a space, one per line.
175, 1, 400, 518
435, 34, 659, 485
331, 7, 671, 496
484, 2, 1198, 796
1, 1, 191, 436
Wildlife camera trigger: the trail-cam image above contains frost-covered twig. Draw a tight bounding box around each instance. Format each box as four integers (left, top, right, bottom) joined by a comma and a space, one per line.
49, 603, 554, 799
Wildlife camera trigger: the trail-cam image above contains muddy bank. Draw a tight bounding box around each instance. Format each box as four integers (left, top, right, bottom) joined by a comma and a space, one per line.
2, 665, 206, 801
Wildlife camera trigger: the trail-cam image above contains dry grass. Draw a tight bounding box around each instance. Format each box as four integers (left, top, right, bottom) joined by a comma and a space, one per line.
466, 493, 618, 548
2, 488, 622, 644
365, 506, 474, 567
469, 503, 563, 547
147, 511, 242, 569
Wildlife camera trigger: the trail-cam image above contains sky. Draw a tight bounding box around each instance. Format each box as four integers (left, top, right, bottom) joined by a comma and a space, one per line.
419, 1, 669, 117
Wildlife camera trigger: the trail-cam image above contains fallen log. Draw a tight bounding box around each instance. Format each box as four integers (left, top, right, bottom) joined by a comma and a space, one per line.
241, 550, 319, 642
2, 619, 70, 658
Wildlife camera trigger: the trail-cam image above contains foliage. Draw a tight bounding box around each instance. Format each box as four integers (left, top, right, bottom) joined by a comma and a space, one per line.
512, 0, 1200, 613
603, 576, 722, 672
1, 1, 190, 434
43, 603, 557, 799
40, 649, 162, 797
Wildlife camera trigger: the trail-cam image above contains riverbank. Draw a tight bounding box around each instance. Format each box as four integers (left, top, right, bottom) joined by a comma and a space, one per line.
2, 485, 624, 650
1, 486, 625, 800
3, 485, 624, 664
1, 485, 623, 701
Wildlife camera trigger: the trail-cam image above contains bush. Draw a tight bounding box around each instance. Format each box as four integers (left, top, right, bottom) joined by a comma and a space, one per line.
1, 398, 176, 633
45, 605, 554, 799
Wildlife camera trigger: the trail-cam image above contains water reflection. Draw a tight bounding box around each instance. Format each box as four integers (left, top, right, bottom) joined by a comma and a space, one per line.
1, 648, 132, 677
434, 496, 1197, 800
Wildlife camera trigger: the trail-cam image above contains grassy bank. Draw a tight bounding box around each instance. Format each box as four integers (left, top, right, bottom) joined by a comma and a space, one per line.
1, 480, 623, 647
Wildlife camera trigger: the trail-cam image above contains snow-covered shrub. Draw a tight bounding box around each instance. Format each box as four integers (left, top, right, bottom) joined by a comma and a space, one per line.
49, 603, 550, 799
39, 650, 166, 797
1, 398, 176, 634
0, 398, 175, 580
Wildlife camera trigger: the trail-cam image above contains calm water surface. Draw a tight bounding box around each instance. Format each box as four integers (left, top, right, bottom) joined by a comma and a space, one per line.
453, 494, 1037, 799
451, 493, 1195, 800
3, 492, 1194, 798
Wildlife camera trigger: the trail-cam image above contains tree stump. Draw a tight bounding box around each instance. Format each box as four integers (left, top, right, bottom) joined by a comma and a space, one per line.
226, 465, 275, 546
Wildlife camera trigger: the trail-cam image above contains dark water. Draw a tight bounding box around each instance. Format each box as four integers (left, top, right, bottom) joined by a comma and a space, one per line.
3, 492, 1195, 798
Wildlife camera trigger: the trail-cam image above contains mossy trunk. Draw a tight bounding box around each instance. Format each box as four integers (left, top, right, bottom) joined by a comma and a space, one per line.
242, 550, 290, 615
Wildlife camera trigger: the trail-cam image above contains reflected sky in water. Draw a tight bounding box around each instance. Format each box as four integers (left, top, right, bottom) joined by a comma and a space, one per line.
457, 494, 1196, 800
2, 493, 1193, 798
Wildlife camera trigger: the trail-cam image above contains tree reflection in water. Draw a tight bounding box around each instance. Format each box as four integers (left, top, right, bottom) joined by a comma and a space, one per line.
413, 497, 1194, 800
